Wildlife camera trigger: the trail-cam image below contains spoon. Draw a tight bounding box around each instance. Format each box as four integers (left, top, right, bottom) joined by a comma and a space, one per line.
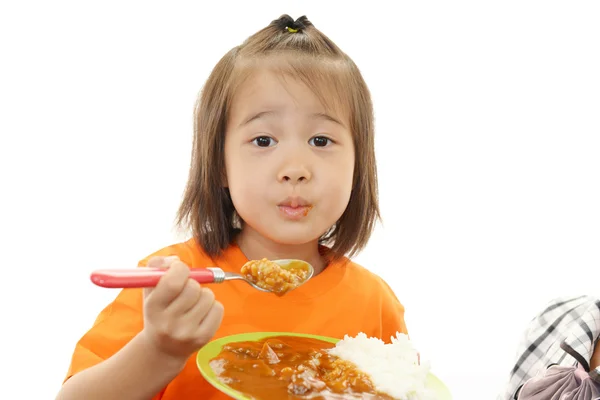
90, 259, 314, 295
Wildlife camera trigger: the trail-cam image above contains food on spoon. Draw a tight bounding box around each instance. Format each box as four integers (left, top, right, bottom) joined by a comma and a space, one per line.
209, 333, 434, 399
240, 258, 311, 296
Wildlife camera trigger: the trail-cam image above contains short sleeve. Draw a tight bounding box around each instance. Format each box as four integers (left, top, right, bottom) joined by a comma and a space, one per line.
64, 288, 144, 382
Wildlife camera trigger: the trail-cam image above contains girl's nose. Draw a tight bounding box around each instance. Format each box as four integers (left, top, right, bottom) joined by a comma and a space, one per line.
277, 163, 312, 184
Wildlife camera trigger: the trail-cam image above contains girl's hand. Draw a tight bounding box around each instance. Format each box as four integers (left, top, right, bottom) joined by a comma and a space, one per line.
140, 256, 224, 362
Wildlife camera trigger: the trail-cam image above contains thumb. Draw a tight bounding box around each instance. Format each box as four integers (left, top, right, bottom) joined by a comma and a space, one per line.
142, 255, 180, 298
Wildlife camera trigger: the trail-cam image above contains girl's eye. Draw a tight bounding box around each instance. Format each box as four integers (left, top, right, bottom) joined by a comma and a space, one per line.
309, 136, 332, 147
252, 136, 276, 147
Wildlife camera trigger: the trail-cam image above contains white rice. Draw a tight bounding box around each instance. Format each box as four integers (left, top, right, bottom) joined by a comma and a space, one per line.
327, 332, 435, 400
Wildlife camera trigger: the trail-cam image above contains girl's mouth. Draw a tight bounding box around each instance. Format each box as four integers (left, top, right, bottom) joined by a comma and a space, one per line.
278, 205, 313, 219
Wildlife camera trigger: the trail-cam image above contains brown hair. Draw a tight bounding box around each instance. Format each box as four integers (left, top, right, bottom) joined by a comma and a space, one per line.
177, 15, 380, 259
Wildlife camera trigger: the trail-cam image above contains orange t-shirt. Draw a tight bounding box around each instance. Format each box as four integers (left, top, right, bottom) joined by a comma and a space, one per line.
65, 239, 408, 399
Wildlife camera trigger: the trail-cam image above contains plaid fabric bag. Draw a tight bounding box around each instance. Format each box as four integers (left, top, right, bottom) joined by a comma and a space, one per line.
498, 296, 600, 400
516, 351, 600, 399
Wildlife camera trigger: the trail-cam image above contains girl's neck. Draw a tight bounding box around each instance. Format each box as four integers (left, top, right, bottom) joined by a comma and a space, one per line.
234, 227, 328, 276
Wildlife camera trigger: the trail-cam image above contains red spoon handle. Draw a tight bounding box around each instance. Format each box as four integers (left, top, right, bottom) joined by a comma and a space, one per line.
90, 268, 216, 288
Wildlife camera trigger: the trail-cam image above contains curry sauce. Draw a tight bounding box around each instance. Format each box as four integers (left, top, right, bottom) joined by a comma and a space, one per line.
210, 336, 393, 399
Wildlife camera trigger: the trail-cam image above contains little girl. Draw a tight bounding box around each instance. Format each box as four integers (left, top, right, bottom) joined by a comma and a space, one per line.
57, 14, 408, 400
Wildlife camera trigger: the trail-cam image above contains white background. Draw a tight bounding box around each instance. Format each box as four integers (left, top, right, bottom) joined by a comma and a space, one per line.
1, 1, 599, 399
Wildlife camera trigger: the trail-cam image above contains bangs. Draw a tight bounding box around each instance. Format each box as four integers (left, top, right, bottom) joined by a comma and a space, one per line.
228, 52, 359, 127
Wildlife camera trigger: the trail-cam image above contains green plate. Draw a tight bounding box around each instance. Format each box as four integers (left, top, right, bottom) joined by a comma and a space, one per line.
197, 332, 452, 400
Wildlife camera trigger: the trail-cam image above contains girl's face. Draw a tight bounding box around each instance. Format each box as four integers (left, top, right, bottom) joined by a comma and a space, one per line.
224, 68, 355, 247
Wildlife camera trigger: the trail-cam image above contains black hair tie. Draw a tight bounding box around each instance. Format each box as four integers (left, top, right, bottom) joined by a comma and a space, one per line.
274, 14, 310, 33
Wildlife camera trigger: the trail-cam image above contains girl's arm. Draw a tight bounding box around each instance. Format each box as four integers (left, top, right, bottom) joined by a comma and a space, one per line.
56, 332, 186, 400
57, 257, 224, 400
